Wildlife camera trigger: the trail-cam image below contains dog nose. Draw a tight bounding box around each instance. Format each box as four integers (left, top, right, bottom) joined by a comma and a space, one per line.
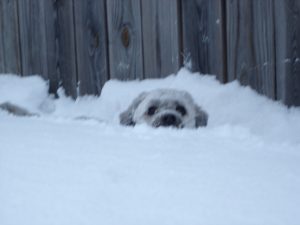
161, 114, 177, 126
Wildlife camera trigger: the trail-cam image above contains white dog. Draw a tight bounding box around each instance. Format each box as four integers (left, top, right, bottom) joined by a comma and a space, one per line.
120, 89, 208, 128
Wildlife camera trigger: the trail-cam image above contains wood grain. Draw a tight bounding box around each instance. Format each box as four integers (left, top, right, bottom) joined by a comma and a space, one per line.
0, 0, 299, 106
56, 0, 77, 98
226, 0, 276, 99
18, 0, 78, 97
274, 0, 300, 106
17, 0, 48, 79
182, 0, 226, 82
0, 0, 4, 73
74, 0, 109, 96
141, 0, 180, 78
43, 0, 77, 98
106, 0, 143, 80
0, 0, 21, 74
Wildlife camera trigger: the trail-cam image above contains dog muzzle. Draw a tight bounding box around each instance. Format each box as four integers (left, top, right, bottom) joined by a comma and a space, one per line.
152, 113, 182, 128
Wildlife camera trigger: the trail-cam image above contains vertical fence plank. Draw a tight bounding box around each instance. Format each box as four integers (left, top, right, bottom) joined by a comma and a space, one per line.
226, 0, 276, 99
252, 0, 276, 99
17, 0, 48, 79
106, 0, 143, 80
43, 0, 59, 96
56, 0, 77, 98
0, 1, 4, 73
274, 0, 300, 106
141, 0, 180, 78
0, 0, 21, 74
74, 0, 108, 96
42, 0, 77, 98
18, 0, 77, 98
1, 0, 299, 106
181, 0, 226, 82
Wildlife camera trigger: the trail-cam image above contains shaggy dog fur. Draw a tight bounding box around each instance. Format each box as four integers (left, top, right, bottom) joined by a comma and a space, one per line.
119, 89, 208, 128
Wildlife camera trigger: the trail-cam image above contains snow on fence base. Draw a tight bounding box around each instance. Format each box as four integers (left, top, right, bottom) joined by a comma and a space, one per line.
1, 69, 300, 225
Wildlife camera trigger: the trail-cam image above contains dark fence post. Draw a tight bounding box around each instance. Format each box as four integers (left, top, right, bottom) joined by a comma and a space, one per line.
54, 0, 77, 98
274, 0, 300, 106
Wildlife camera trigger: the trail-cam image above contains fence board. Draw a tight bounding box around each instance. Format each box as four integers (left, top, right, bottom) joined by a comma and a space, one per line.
74, 0, 108, 96
0, 1, 4, 73
56, 0, 77, 98
42, 0, 59, 96
18, 0, 78, 97
0, 0, 21, 74
43, 0, 77, 98
182, 0, 226, 82
106, 0, 143, 80
141, 0, 180, 78
17, 0, 48, 79
226, 0, 276, 99
274, 0, 300, 106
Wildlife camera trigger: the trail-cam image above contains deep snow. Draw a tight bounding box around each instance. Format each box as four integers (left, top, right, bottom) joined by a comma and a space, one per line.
0, 69, 300, 225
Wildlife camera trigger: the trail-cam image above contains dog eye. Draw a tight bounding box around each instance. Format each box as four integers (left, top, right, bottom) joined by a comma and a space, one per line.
176, 105, 186, 116
147, 106, 158, 116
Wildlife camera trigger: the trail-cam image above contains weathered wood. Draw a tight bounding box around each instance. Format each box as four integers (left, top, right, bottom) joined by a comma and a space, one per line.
56, 0, 77, 98
141, 0, 180, 78
0, 1, 4, 73
106, 0, 143, 80
226, 0, 276, 99
182, 0, 226, 82
43, 0, 59, 96
43, 0, 77, 98
274, 0, 300, 106
17, 0, 48, 79
18, 0, 77, 97
1, 0, 300, 106
0, 0, 21, 74
74, 0, 109, 96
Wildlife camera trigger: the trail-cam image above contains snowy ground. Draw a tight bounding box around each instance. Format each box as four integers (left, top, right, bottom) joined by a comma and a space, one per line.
0, 69, 300, 225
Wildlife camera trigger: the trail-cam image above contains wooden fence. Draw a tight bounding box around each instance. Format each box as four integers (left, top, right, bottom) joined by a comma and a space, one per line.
0, 0, 300, 106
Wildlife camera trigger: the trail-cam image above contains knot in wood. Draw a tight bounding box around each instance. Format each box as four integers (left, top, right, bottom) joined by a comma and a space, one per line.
121, 26, 130, 48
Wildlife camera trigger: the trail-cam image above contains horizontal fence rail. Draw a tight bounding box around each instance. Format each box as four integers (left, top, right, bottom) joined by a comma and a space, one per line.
0, 0, 299, 106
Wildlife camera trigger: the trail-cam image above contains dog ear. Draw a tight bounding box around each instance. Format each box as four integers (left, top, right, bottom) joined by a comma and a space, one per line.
119, 92, 148, 126
194, 105, 208, 127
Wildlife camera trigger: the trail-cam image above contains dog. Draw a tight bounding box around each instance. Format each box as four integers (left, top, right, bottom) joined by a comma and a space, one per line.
119, 89, 208, 128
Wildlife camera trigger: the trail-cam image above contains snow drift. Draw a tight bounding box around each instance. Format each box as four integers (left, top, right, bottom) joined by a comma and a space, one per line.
0, 69, 300, 225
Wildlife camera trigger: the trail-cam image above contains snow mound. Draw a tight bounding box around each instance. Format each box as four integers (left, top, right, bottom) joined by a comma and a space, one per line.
1, 69, 300, 225
1, 68, 299, 145
0, 74, 48, 112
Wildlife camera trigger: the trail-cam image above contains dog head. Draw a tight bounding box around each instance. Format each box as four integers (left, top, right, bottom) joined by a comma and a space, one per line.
119, 89, 208, 128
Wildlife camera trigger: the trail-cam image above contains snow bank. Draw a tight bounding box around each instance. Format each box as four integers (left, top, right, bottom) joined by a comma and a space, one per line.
0, 74, 48, 112
1, 69, 299, 145
1, 69, 300, 225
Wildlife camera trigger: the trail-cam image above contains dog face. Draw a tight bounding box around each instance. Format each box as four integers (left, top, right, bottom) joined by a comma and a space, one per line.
119, 89, 208, 128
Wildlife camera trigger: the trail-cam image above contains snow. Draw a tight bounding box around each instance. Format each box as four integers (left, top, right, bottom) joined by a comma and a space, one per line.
0, 68, 300, 225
